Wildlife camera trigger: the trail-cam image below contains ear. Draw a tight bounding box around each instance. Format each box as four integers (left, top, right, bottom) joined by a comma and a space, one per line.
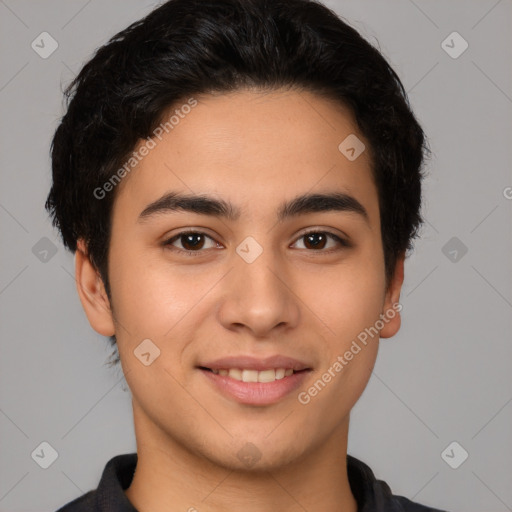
379, 252, 405, 339
75, 239, 116, 337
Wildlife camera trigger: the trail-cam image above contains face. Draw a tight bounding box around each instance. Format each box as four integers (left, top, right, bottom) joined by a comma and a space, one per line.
77, 88, 403, 471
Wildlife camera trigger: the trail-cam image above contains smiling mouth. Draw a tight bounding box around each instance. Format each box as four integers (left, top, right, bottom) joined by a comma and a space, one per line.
199, 366, 309, 383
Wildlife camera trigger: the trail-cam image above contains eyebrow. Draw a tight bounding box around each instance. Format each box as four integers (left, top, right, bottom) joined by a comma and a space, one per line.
138, 190, 369, 224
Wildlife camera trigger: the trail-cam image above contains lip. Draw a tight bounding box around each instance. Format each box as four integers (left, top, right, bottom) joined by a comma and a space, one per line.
197, 354, 311, 372
199, 367, 311, 405
197, 355, 312, 406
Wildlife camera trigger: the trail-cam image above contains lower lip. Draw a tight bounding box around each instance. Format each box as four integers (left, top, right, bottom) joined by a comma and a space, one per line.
199, 368, 310, 405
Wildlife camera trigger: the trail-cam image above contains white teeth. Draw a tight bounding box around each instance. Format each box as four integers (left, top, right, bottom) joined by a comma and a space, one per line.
257, 369, 276, 383
209, 367, 298, 382
228, 368, 242, 380
242, 369, 259, 382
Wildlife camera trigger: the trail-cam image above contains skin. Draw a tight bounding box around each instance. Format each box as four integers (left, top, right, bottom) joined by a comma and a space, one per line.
75, 88, 404, 512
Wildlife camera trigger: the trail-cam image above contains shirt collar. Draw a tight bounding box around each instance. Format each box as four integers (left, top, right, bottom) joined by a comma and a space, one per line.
93, 452, 429, 512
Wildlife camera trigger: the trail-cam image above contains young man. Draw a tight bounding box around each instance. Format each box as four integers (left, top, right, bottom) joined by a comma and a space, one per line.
46, 0, 448, 510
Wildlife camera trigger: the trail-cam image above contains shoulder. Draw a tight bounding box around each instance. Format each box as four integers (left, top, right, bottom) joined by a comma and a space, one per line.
54, 453, 138, 512
55, 491, 96, 511
385, 494, 449, 512
347, 455, 449, 512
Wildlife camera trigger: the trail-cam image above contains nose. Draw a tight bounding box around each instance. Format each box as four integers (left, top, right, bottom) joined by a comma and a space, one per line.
216, 241, 300, 338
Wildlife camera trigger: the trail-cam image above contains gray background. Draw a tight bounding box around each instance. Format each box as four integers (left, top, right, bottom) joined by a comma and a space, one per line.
1, 1, 511, 511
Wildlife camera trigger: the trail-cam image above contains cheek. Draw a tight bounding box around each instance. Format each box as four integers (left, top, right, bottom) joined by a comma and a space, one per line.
106, 244, 184, 343
107, 246, 226, 358
304, 257, 386, 345
296, 265, 384, 427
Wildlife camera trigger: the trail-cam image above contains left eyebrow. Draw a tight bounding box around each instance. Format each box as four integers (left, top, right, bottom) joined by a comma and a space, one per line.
138, 191, 369, 225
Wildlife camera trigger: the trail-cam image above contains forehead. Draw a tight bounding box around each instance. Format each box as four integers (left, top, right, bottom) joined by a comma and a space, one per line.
113, 88, 379, 224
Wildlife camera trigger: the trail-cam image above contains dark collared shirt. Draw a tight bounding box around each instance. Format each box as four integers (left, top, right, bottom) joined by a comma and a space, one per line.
55, 453, 448, 512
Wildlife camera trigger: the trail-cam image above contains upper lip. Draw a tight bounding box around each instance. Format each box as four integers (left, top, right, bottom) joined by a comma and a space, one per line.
198, 355, 312, 372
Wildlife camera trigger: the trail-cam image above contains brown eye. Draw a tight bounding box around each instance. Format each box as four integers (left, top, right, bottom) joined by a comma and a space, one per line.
177, 233, 206, 250
292, 231, 349, 251
164, 231, 220, 254
303, 232, 328, 250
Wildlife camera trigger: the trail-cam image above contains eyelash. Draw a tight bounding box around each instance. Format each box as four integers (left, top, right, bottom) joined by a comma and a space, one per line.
162, 229, 350, 257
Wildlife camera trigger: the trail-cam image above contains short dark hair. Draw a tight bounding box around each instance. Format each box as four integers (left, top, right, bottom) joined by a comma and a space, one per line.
46, 0, 429, 366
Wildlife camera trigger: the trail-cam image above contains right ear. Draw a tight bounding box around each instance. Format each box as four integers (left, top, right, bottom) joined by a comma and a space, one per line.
75, 239, 116, 337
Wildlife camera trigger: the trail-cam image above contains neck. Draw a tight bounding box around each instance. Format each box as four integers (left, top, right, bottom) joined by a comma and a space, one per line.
125, 402, 358, 512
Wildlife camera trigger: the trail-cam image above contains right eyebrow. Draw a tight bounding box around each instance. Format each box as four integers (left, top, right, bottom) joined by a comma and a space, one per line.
137, 190, 369, 225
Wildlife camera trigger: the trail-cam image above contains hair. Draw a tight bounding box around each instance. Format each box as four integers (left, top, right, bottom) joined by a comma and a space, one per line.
46, 0, 429, 367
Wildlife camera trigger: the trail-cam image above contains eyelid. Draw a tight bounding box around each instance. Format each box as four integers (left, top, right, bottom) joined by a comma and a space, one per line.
163, 229, 222, 254
296, 227, 350, 243
291, 228, 351, 250
163, 227, 351, 254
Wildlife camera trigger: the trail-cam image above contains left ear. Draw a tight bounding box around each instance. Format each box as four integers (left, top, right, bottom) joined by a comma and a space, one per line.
379, 252, 405, 339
